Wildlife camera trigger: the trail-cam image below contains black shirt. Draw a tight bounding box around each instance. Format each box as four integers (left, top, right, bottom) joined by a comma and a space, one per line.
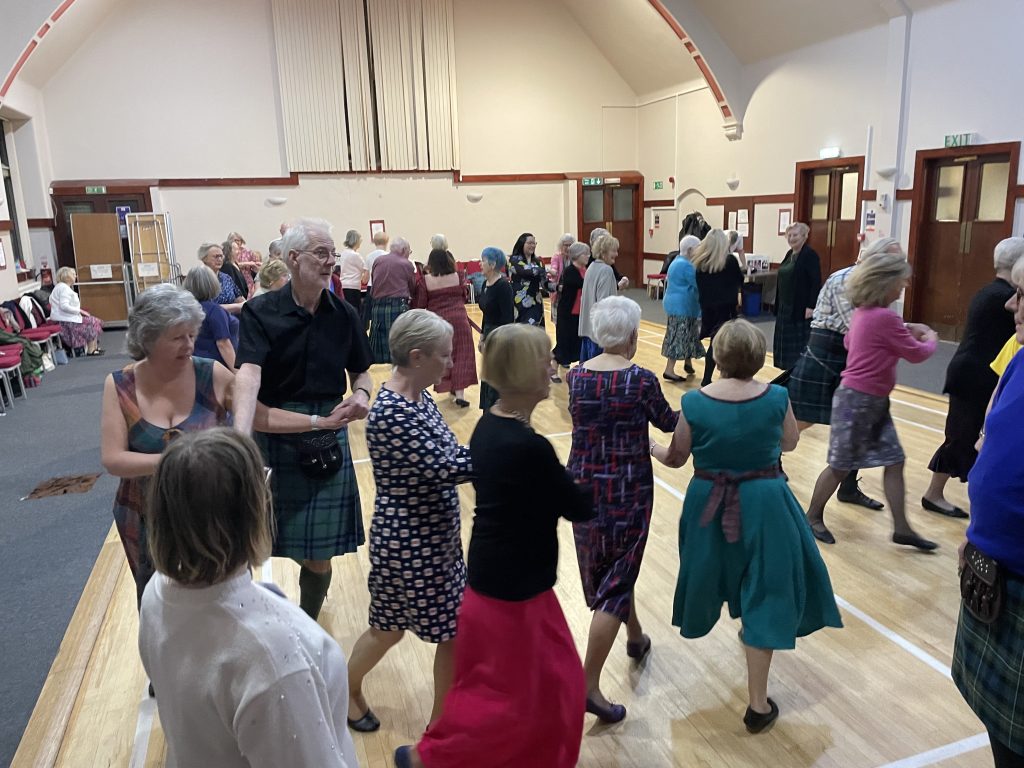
557, 264, 585, 321
467, 413, 593, 601
696, 258, 744, 309
236, 286, 372, 407
478, 277, 514, 335
944, 278, 1016, 402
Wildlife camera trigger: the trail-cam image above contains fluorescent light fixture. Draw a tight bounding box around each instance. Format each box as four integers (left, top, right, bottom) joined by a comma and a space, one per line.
819, 147, 841, 159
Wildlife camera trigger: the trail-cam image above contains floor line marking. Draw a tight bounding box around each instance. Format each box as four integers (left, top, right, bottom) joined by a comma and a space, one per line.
128, 686, 157, 768
873, 732, 988, 768
893, 415, 944, 435
833, 595, 952, 680
654, 475, 686, 502
889, 397, 948, 417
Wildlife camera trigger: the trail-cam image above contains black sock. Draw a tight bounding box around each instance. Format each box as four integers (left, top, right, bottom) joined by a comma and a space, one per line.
839, 470, 859, 494
299, 566, 333, 620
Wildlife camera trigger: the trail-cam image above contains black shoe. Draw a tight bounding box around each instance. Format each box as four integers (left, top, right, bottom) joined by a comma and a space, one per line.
743, 698, 779, 734
837, 483, 884, 510
921, 496, 969, 519
808, 520, 836, 544
586, 696, 627, 724
148, 682, 155, 698
348, 708, 381, 732
626, 634, 651, 661
394, 746, 413, 768
662, 372, 684, 382
684, 361, 695, 374
892, 532, 938, 551
454, 398, 470, 408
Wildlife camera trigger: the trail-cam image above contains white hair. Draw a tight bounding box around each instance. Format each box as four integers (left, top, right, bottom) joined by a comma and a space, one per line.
567, 242, 590, 263
590, 295, 641, 349
558, 233, 575, 247
280, 218, 333, 267
391, 237, 411, 256
430, 233, 448, 251
679, 235, 701, 257
589, 227, 610, 246
389, 309, 453, 366
994, 237, 1024, 272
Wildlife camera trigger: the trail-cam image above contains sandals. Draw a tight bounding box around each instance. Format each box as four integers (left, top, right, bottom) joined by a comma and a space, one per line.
87, 348, 106, 356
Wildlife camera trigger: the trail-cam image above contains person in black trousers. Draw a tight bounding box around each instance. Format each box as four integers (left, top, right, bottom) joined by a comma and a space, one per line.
692, 229, 744, 385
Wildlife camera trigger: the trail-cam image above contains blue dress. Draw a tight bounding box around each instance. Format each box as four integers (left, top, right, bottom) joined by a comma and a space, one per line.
672, 385, 842, 649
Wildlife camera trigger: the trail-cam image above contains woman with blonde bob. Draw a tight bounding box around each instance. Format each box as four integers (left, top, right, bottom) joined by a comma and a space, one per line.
805, 251, 939, 549
653, 318, 841, 734
578, 234, 626, 363
254, 258, 289, 297
139, 428, 356, 768
397, 323, 593, 768
692, 228, 744, 385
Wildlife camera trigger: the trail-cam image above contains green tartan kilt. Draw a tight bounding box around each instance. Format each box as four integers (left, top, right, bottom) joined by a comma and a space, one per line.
255, 400, 365, 561
953, 570, 1024, 753
369, 297, 409, 364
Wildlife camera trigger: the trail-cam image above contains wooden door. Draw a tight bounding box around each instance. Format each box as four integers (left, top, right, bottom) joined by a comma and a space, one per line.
800, 165, 861, 275
52, 192, 150, 270
579, 183, 640, 284
70, 213, 130, 323
913, 153, 1012, 339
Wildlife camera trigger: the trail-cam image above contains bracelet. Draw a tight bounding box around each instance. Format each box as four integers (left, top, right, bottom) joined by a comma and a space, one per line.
310, 414, 321, 430
355, 386, 371, 400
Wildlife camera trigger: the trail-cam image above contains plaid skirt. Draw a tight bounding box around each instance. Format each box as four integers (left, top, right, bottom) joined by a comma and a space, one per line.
662, 315, 705, 360
255, 401, 364, 560
789, 329, 847, 425
954, 569, 1024, 753
773, 314, 812, 371
369, 297, 409, 364
827, 386, 905, 470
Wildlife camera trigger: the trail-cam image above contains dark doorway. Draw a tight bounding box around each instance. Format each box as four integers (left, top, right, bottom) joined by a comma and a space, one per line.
51, 187, 152, 271
579, 181, 642, 285
795, 157, 864, 277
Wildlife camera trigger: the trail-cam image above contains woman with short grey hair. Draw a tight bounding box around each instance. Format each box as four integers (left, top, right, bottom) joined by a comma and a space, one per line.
184, 265, 239, 369
199, 242, 245, 315
101, 283, 233, 606
567, 295, 678, 723
553, 241, 590, 371
338, 228, 368, 313
347, 309, 473, 732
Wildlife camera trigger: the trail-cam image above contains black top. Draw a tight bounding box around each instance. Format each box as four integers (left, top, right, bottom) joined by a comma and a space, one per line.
236, 286, 372, 407
222, 261, 248, 299
557, 263, 586, 321
467, 413, 593, 601
478, 277, 514, 335
944, 278, 1016, 402
695, 258, 744, 309
776, 246, 822, 323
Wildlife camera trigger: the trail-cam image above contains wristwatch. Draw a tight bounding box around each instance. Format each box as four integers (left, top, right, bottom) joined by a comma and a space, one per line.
310, 414, 322, 430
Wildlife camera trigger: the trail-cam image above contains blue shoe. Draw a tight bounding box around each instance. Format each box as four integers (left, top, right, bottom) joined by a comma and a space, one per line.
394, 745, 413, 768
586, 696, 627, 723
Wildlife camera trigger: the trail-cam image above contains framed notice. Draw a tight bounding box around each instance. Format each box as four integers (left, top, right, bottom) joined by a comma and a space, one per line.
778, 208, 793, 234
369, 220, 385, 238
90, 263, 113, 279
137, 262, 160, 278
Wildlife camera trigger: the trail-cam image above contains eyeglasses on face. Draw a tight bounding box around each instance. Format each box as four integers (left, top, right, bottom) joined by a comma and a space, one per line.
297, 248, 339, 262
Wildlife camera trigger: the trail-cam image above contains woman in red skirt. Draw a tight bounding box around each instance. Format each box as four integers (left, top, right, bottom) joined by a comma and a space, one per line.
424, 249, 478, 407
395, 324, 594, 768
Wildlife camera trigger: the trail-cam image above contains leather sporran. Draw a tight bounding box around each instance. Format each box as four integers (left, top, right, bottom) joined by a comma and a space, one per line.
294, 430, 343, 480
960, 542, 1003, 624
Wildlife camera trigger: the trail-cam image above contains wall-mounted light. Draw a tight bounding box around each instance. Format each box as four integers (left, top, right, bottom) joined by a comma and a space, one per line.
466, 192, 483, 203
875, 166, 898, 180
725, 177, 740, 191
265, 197, 288, 207
819, 146, 841, 159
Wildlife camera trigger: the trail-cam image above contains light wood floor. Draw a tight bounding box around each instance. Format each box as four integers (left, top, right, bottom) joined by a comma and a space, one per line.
13, 309, 990, 768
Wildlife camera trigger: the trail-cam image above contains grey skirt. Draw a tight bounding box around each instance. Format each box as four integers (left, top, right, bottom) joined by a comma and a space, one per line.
826, 386, 905, 470
662, 315, 705, 360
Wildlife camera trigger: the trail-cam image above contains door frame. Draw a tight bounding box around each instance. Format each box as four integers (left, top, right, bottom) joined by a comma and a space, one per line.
572, 171, 644, 282
51, 182, 154, 270
904, 141, 1019, 322
793, 155, 867, 229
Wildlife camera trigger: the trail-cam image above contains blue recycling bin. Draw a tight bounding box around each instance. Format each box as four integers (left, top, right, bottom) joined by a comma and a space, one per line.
742, 283, 762, 317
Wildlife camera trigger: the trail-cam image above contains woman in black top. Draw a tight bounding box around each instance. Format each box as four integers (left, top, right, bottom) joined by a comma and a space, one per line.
922, 240, 1022, 517
692, 229, 744, 385
395, 324, 593, 768
773, 223, 821, 370
477, 246, 514, 411
509, 232, 547, 326
553, 242, 590, 372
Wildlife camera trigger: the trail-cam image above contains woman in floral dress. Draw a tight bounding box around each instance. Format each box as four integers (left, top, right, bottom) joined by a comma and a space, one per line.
509, 232, 546, 326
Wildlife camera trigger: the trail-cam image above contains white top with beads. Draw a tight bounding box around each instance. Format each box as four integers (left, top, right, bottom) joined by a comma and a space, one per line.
139, 570, 355, 768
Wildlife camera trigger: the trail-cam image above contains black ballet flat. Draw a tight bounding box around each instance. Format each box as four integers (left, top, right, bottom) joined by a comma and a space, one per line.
683, 361, 695, 374
921, 496, 969, 519
743, 698, 779, 734
662, 372, 685, 382
626, 634, 651, 661
892, 532, 939, 551
808, 520, 836, 545
454, 398, 470, 408
348, 708, 381, 732
586, 696, 627, 724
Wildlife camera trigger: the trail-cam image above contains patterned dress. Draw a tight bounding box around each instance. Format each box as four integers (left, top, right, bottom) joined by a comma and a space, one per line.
509, 253, 546, 326
567, 364, 679, 622
110, 358, 231, 605
366, 387, 473, 641
425, 280, 479, 393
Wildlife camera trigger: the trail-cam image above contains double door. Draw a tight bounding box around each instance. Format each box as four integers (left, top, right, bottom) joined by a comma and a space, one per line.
799, 164, 861, 276
52, 191, 151, 271
580, 183, 640, 285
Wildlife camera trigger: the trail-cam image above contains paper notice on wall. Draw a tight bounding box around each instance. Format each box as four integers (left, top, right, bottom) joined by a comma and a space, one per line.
737, 209, 749, 224
137, 262, 160, 278
728, 211, 738, 230
90, 264, 113, 280
738, 222, 749, 237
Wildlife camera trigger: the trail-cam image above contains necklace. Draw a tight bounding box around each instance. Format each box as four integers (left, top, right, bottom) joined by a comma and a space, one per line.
494, 400, 533, 430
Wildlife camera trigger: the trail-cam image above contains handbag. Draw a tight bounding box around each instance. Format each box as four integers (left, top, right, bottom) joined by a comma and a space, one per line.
41, 352, 55, 372
53, 347, 69, 365
294, 429, 343, 479
960, 542, 1003, 624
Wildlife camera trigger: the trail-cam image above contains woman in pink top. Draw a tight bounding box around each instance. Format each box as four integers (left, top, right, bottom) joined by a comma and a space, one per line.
805, 250, 939, 551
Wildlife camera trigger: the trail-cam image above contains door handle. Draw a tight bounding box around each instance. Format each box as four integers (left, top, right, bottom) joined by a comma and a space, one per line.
957, 223, 966, 254
606, 222, 613, 236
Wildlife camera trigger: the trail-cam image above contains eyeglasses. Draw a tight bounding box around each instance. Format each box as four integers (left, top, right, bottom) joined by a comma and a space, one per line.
298, 248, 339, 262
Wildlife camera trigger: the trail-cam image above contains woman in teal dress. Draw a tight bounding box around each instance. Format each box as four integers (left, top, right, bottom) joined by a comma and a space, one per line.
652, 318, 841, 734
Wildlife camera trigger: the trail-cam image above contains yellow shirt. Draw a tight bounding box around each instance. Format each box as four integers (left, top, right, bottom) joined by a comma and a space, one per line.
991, 335, 1022, 376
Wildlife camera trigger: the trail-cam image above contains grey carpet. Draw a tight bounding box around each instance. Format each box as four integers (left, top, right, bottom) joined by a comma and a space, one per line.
0, 332, 130, 768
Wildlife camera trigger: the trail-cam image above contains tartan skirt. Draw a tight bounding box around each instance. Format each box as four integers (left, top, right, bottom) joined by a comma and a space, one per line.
662, 315, 705, 361
369, 297, 409, 364
255, 400, 365, 561
954, 569, 1024, 753
773, 314, 812, 371
788, 329, 847, 425
827, 386, 905, 470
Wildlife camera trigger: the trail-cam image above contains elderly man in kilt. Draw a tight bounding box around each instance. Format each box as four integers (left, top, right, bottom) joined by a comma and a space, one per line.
786, 239, 903, 511
234, 217, 373, 620
369, 237, 416, 364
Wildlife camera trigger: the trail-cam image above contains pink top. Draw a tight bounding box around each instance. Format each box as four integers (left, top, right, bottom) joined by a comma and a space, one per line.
549, 253, 564, 282
841, 306, 937, 397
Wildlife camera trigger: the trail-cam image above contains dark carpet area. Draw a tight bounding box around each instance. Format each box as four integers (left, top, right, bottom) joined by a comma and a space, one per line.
0, 332, 130, 768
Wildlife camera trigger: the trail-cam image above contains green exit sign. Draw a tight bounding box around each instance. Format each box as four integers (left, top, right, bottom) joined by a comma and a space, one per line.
653, 180, 664, 190
582, 177, 603, 186
85, 185, 107, 194
944, 133, 972, 148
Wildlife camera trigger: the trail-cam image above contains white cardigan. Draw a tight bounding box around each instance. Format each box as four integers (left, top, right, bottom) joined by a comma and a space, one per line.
48, 282, 83, 324
139, 571, 356, 768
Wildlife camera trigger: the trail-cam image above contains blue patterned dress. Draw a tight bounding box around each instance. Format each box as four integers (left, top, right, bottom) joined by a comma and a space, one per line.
365, 387, 473, 641
566, 364, 678, 622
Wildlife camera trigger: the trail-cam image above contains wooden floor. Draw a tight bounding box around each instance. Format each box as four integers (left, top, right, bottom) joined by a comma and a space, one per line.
13, 309, 990, 768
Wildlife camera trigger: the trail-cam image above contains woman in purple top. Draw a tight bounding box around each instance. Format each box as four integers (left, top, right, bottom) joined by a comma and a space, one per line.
805, 250, 939, 550
184, 265, 238, 369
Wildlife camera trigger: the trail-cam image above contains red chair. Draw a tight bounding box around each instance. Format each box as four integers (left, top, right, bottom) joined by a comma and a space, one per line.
0, 344, 25, 414
646, 273, 668, 300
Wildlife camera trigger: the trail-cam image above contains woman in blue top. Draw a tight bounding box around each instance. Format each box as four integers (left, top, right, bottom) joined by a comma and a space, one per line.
952, 282, 1024, 768
183, 265, 239, 369
653, 318, 841, 734
198, 242, 245, 316
661, 235, 705, 381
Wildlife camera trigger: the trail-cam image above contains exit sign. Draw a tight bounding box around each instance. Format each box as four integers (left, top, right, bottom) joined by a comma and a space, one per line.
582, 177, 603, 186
944, 133, 973, 148
653, 180, 664, 190
85, 185, 107, 194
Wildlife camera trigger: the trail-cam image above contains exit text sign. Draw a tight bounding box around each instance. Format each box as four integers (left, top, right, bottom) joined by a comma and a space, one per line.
944, 133, 973, 148
582, 177, 603, 186
653, 180, 664, 190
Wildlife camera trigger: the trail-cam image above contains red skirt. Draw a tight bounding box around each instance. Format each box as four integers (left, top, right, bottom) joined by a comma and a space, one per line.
418, 587, 585, 768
